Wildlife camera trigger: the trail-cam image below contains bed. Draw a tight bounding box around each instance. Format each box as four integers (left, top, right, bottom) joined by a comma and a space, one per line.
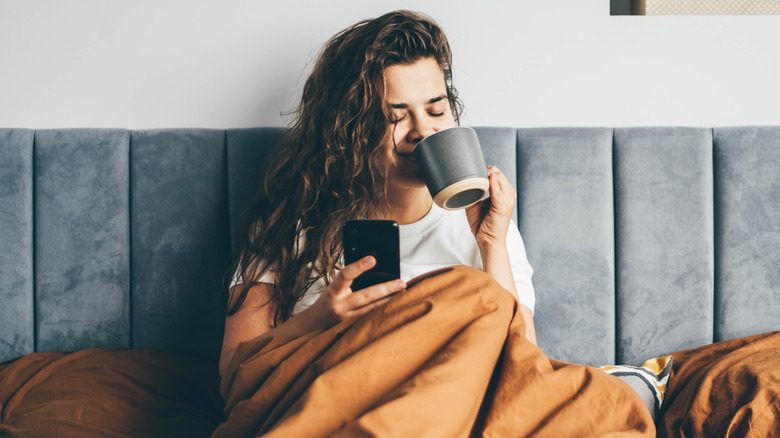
1, 126, 778, 436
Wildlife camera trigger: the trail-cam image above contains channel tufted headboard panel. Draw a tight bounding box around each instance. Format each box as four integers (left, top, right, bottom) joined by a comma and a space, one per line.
1, 126, 778, 365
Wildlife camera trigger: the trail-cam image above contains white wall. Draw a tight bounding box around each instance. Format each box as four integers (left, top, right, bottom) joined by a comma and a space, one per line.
1, 0, 778, 129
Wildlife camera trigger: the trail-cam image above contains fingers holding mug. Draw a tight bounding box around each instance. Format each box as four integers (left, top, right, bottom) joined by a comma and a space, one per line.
486, 166, 516, 213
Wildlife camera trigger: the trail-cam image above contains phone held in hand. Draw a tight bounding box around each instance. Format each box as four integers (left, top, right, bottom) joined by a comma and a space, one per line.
342, 220, 401, 291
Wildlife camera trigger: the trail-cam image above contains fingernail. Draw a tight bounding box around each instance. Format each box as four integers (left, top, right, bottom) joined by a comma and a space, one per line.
364, 256, 376, 267
395, 280, 406, 290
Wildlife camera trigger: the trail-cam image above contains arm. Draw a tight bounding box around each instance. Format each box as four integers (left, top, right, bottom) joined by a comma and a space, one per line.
219, 256, 407, 380
219, 282, 304, 378
478, 243, 537, 346
466, 167, 537, 346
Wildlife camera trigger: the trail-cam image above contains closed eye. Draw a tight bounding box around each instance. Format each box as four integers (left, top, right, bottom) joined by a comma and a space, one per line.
429, 112, 444, 117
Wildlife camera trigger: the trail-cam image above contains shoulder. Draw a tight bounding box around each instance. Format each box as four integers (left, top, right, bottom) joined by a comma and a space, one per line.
233, 282, 276, 309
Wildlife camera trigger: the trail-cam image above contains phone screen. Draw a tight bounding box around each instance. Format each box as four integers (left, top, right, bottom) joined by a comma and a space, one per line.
343, 220, 400, 291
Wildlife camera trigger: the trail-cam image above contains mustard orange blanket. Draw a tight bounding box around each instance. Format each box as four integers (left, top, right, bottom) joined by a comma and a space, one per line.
658, 330, 780, 437
0, 349, 223, 437
215, 266, 655, 437
1, 266, 776, 437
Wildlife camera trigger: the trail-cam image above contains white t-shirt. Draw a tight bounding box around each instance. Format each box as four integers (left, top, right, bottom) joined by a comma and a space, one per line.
233, 203, 535, 315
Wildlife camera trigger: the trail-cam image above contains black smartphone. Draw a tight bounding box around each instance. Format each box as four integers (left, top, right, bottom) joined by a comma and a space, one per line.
342, 220, 400, 291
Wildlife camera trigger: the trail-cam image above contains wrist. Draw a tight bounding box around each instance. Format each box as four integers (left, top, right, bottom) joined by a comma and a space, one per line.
478, 240, 509, 265
476, 235, 507, 252
474, 217, 511, 250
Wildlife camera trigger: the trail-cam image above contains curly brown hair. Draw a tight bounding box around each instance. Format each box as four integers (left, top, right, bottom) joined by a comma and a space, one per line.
227, 10, 463, 322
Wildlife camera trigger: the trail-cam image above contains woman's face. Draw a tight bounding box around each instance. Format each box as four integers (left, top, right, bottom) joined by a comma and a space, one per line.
381, 57, 456, 189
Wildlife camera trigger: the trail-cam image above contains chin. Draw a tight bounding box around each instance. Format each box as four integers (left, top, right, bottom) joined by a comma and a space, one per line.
391, 174, 426, 191
408, 177, 429, 191
400, 168, 425, 185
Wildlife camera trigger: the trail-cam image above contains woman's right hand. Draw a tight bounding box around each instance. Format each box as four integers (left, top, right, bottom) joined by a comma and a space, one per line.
305, 256, 407, 330
220, 256, 404, 379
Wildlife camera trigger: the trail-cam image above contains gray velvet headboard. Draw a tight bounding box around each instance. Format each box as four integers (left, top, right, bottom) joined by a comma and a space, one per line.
1, 126, 778, 366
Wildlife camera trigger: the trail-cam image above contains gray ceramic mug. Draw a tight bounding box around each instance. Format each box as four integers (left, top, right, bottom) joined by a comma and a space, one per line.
413, 126, 489, 210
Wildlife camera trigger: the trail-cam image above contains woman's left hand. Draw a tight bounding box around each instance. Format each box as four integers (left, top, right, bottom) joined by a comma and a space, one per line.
465, 166, 517, 248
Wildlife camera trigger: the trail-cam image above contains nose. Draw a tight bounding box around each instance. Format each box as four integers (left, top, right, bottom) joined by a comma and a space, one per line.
406, 115, 438, 144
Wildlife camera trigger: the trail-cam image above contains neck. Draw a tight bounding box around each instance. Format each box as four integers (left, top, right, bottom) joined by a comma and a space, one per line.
375, 185, 432, 225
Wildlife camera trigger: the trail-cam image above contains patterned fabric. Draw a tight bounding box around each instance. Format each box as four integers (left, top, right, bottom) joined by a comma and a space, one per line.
599, 355, 673, 421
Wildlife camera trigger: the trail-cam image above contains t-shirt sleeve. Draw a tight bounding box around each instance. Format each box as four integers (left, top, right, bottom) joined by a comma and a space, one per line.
229, 260, 277, 290
506, 219, 536, 314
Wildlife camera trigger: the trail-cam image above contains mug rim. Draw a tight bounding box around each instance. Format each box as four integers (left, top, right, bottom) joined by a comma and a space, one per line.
433, 176, 489, 210
413, 125, 477, 151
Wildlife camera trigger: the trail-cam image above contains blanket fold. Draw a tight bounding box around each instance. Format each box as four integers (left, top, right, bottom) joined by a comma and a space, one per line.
657, 330, 780, 437
2, 267, 776, 437
215, 266, 654, 437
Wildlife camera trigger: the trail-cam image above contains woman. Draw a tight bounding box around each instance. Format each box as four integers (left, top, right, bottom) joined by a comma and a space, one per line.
217, 12, 779, 438
219, 10, 536, 379
214, 11, 666, 438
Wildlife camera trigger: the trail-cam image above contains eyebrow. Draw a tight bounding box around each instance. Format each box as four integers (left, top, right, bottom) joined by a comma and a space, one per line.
389, 94, 447, 109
